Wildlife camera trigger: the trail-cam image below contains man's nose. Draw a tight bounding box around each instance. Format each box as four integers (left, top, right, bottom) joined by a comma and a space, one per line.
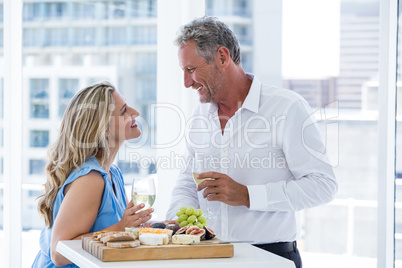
184, 72, 194, 88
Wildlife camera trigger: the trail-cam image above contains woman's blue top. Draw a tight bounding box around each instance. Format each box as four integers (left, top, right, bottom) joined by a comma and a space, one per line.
32, 158, 127, 268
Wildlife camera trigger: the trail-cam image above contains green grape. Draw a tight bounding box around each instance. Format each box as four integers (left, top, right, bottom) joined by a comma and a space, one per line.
198, 216, 207, 225
195, 209, 203, 217
180, 207, 187, 213
179, 220, 188, 228
195, 222, 204, 229
193, 210, 200, 217
177, 214, 188, 223
187, 223, 194, 227
187, 215, 196, 223
186, 206, 195, 216
176, 210, 183, 217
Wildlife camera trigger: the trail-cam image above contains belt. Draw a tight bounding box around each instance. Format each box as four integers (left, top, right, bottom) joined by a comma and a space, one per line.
253, 241, 297, 255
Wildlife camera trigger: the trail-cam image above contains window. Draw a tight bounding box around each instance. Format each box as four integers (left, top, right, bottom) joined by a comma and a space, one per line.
282, 0, 380, 266
1, 1, 398, 267
136, 53, 157, 75
106, 27, 127, 46
395, 0, 402, 265
0, 3, 3, 22
233, 25, 252, 46
16, 2, 159, 264
0, 79, 3, 118
131, 0, 157, 18
30, 79, 49, 118
58, 79, 78, 117
23, 29, 42, 47
131, 25, 157, 45
23, 3, 41, 21
118, 161, 140, 175
44, 28, 68, 47
73, 28, 95, 46
29, 159, 46, 175
136, 78, 156, 102
44, 2, 67, 20
72, 3, 95, 20
233, 0, 251, 17
29, 130, 49, 148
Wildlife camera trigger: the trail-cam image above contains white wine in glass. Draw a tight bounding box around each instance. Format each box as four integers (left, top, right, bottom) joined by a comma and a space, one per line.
131, 177, 156, 211
192, 160, 216, 220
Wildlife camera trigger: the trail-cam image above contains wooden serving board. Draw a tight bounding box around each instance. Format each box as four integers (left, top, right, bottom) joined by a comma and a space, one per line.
81, 236, 234, 262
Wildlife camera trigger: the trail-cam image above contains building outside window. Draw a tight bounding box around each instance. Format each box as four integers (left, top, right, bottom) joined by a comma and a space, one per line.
233, 24, 252, 46
73, 28, 95, 46
58, 79, 78, 117
233, 0, 251, 17
29, 130, 49, 148
131, 25, 157, 45
23, 28, 42, 47
23, 3, 41, 21
130, 0, 157, 18
29, 159, 46, 175
106, 26, 127, 46
72, 2, 95, 20
44, 28, 68, 47
30, 79, 49, 118
44, 2, 67, 20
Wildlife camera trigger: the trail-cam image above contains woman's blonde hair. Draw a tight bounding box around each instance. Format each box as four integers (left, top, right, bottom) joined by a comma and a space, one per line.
37, 81, 115, 228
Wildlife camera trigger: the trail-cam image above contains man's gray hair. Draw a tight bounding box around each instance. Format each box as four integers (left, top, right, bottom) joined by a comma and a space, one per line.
175, 16, 241, 65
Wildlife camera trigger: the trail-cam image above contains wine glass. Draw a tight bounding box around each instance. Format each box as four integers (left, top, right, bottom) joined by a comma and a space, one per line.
131, 177, 156, 222
192, 157, 216, 219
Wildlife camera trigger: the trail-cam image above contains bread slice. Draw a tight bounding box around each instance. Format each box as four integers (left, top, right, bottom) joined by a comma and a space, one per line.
100, 232, 136, 244
95, 231, 120, 241
106, 240, 141, 248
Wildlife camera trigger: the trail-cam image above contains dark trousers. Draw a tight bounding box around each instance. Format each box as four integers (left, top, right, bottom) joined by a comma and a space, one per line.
253, 241, 302, 268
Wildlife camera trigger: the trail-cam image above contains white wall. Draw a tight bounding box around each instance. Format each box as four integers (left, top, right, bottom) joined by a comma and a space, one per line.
253, 0, 282, 87
155, 0, 204, 220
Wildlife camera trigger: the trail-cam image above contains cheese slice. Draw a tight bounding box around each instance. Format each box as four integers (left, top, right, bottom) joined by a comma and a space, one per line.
106, 240, 141, 248
125, 227, 141, 239
139, 233, 169, 246
172, 235, 200, 245
139, 228, 173, 240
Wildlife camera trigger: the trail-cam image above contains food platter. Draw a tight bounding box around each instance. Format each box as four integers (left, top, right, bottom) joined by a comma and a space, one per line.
81, 236, 234, 262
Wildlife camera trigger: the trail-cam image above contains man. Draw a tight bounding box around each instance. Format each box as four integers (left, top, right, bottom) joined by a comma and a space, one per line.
166, 16, 337, 268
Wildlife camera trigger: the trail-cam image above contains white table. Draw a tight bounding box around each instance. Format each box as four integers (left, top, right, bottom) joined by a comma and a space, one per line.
57, 240, 296, 268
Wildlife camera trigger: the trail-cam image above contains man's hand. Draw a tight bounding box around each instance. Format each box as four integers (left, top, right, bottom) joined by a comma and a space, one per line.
196, 172, 250, 207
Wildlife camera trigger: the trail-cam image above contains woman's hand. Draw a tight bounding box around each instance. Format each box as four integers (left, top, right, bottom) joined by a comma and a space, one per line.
119, 200, 153, 229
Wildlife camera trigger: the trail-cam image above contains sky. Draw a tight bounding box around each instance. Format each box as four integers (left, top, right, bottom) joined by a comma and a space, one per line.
282, 0, 340, 78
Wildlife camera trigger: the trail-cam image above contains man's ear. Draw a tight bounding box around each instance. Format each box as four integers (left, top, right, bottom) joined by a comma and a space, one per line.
216, 46, 231, 68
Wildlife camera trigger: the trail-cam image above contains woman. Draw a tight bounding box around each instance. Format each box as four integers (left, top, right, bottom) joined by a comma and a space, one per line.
32, 82, 153, 267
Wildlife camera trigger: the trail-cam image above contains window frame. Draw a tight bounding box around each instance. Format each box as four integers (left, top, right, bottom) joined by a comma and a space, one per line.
1, 0, 399, 267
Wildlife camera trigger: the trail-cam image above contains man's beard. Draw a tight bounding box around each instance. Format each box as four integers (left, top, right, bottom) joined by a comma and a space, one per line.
201, 65, 223, 103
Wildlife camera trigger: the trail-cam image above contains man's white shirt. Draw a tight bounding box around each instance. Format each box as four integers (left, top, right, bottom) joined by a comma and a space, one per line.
167, 74, 337, 244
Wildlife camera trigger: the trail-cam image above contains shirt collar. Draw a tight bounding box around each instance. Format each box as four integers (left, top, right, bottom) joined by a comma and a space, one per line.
206, 73, 261, 114
208, 102, 219, 114
241, 73, 261, 114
